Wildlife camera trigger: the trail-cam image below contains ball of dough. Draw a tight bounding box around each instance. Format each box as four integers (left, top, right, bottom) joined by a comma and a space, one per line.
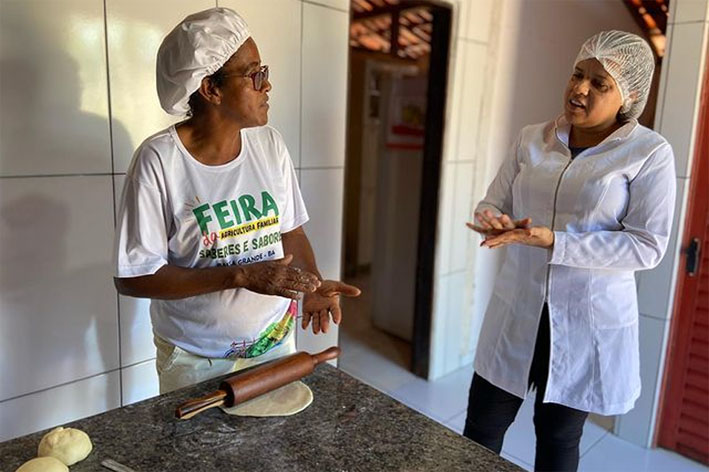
37, 426, 92, 466
15, 456, 68, 472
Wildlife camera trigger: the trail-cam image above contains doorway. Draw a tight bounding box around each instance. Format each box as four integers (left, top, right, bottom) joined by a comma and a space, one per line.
656, 46, 709, 465
340, 0, 452, 379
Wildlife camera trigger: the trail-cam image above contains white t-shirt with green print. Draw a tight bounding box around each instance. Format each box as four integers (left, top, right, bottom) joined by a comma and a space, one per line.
114, 125, 308, 358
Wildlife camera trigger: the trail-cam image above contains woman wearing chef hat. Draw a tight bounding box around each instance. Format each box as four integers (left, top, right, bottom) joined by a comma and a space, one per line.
463, 31, 675, 471
113, 7, 359, 394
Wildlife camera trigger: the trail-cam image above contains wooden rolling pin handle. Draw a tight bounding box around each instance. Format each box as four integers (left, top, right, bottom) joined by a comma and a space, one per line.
175, 346, 341, 419
175, 390, 227, 420
312, 346, 341, 365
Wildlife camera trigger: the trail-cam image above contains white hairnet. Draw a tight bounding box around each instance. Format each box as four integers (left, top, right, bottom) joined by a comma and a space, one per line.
574, 30, 655, 121
156, 7, 251, 115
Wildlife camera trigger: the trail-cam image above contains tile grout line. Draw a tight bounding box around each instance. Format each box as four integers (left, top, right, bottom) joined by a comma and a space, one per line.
447, 37, 469, 274
0, 368, 121, 404
299, 165, 346, 171
299, 0, 304, 171
122, 358, 157, 370
0, 169, 346, 179
459, 36, 488, 46
639, 312, 672, 322
301, 0, 348, 14
669, 19, 708, 25
580, 430, 610, 459
102, 0, 123, 408
0, 357, 157, 406
0, 173, 115, 179
501, 450, 535, 468
440, 268, 468, 278
442, 408, 468, 424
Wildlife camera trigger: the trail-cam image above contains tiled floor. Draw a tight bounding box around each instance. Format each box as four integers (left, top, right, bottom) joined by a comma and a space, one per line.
337, 276, 708, 472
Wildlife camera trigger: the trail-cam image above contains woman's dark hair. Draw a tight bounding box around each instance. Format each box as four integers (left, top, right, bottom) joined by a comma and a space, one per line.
186, 67, 228, 117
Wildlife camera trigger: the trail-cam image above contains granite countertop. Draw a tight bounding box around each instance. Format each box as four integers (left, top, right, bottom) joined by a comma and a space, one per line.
1, 365, 521, 472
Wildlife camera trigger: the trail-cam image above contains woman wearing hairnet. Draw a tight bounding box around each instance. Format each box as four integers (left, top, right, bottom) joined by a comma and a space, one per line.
463, 31, 676, 470
113, 7, 359, 394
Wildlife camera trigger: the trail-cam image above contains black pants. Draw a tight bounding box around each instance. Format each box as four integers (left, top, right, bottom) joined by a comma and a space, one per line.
463, 305, 589, 471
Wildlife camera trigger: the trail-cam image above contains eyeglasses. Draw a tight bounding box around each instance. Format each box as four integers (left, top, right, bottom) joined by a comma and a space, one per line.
222, 65, 269, 91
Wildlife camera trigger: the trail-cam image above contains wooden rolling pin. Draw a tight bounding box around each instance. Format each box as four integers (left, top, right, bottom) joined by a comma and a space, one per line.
175, 346, 340, 420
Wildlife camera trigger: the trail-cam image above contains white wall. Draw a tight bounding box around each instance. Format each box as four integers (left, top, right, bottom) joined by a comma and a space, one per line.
0, 0, 349, 441
430, 0, 499, 380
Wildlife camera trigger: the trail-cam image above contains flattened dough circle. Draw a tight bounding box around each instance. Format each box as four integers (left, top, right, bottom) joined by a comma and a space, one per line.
221, 381, 313, 417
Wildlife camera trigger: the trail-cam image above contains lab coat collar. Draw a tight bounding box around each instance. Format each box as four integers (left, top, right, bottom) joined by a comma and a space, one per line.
552, 114, 639, 149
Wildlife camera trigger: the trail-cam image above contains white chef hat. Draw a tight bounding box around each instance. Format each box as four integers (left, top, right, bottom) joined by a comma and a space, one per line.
156, 7, 251, 115
574, 30, 655, 121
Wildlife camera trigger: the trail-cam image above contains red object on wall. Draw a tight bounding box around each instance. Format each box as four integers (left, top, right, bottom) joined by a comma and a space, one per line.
656, 50, 709, 465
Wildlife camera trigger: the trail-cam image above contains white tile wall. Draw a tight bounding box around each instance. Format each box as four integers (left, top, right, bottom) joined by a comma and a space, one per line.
0, 371, 121, 442
296, 168, 344, 359
0, 176, 118, 401
430, 1, 496, 380
299, 169, 344, 280
456, 42, 487, 161
616, 315, 670, 447
461, 265, 482, 366
0, 0, 111, 176
111, 175, 155, 366
450, 0, 466, 39
443, 42, 467, 162
119, 296, 155, 366
449, 162, 474, 273
300, 3, 349, 168
106, 0, 213, 173
444, 272, 466, 373
121, 359, 159, 405
220, 0, 302, 165
1, 0, 350, 441
460, 0, 494, 43
112, 174, 156, 367
671, 0, 709, 23
436, 163, 456, 275
430, 276, 450, 380
657, 21, 709, 178
458, 0, 472, 40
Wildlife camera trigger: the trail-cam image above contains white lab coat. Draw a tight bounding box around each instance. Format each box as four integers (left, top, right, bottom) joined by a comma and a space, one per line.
473, 116, 676, 415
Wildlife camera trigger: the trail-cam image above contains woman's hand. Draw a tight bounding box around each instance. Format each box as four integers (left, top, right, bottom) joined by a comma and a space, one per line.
235, 254, 321, 299
466, 209, 532, 236
480, 225, 555, 249
302, 280, 361, 334
466, 211, 554, 249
